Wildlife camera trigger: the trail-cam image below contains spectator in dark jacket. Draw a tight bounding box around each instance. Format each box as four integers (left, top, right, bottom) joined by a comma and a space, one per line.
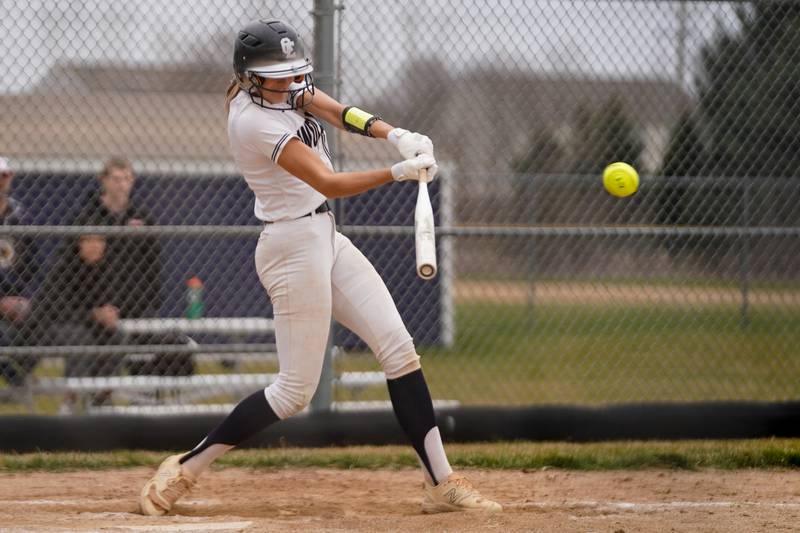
71, 157, 161, 319
32, 232, 126, 379
71, 157, 193, 376
33, 230, 130, 411
0, 156, 40, 386
31, 228, 194, 411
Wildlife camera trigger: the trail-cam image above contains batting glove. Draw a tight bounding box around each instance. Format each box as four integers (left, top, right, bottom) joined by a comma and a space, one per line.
388, 128, 435, 159
391, 154, 438, 183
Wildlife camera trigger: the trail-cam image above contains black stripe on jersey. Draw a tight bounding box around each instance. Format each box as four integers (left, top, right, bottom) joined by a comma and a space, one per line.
271, 133, 291, 162
297, 116, 324, 149
320, 128, 332, 161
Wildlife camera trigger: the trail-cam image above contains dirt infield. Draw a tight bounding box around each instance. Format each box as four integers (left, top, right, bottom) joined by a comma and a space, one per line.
1, 468, 798, 532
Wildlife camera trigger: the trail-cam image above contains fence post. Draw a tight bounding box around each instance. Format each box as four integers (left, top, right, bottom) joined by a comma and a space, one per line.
739, 179, 751, 329
526, 173, 537, 326
310, 0, 338, 412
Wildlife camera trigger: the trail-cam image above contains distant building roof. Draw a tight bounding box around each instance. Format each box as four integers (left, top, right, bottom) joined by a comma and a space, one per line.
1, 62, 691, 174
42, 62, 231, 94
0, 91, 231, 174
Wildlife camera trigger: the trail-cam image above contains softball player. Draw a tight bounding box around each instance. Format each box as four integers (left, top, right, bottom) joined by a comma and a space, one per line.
139, 18, 500, 515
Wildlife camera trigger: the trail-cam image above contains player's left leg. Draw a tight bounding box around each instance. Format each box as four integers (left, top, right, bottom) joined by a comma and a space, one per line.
140, 216, 335, 516
330, 230, 501, 512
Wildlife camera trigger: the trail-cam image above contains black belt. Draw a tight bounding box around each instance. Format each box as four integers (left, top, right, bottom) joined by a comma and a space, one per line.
264, 201, 330, 224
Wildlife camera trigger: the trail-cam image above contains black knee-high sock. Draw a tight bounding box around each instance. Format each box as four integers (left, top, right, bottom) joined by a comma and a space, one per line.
387, 369, 447, 484
180, 389, 280, 464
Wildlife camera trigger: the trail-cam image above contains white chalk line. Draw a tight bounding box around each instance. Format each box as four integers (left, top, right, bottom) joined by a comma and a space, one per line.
0, 498, 220, 506
507, 500, 800, 512
5, 497, 800, 512
4, 497, 800, 524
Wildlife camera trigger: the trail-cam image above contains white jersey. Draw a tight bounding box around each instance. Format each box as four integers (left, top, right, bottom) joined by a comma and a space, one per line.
227, 91, 332, 222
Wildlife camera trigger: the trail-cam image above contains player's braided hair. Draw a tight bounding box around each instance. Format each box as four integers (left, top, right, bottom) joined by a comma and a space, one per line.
224, 78, 241, 113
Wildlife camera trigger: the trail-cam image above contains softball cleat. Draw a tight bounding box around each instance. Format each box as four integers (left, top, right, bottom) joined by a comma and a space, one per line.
139, 453, 196, 516
422, 473, 502, 513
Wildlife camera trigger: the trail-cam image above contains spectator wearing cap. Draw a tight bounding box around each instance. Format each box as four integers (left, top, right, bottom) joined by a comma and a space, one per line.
0, 157, 40, 387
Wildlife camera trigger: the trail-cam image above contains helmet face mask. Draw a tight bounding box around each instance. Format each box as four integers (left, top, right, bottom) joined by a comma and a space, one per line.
234, 19, 315, 111
241, 72, 315, 111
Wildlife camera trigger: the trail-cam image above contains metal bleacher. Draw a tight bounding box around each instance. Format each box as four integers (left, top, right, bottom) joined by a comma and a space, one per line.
2, 317, 391, 415
32, 371, 388, 415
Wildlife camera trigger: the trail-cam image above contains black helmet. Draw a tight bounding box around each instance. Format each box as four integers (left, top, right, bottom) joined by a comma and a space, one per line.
233, 19, 314, 110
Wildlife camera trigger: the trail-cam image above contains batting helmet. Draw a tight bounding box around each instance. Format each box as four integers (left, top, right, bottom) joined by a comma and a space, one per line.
234, 19, 314, 110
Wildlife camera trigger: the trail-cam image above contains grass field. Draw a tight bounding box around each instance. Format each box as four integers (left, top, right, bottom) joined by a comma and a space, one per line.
3, 440, 800, 472
337, 300, 800, 405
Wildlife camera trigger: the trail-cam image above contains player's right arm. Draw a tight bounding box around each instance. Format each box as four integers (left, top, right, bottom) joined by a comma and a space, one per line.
277, 139, 433, 198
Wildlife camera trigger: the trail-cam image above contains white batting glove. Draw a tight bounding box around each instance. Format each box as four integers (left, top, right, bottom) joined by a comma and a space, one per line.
391, 154, 438, 183
388, 128, 434, 159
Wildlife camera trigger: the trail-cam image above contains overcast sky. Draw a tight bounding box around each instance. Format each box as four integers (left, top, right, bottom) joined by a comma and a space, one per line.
0, 0, 739, 96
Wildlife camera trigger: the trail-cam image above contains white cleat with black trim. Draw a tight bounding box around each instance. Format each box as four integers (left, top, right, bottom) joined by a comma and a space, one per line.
422, 473, 503, 513
139, 453, 196, 516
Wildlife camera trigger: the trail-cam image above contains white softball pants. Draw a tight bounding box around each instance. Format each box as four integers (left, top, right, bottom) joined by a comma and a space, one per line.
255, 211, 421, 419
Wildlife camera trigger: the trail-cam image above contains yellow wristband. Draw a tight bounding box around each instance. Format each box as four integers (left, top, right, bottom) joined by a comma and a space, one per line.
344, 107, 372, 130
342, 106, 380, 136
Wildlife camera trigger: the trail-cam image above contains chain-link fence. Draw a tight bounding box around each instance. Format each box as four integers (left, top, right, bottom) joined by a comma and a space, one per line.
1, 1, 799, 416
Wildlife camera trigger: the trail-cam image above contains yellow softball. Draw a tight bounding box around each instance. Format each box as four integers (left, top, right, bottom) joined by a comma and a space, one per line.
602, 162, 639, 198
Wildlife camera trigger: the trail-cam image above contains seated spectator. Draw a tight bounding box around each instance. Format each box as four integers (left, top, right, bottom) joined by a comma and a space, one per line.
31, 229, 195, 410
72, 156, 193, 376
0, 156, 40, 387
32, 233, 126, 383
72, 156, 161, 319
